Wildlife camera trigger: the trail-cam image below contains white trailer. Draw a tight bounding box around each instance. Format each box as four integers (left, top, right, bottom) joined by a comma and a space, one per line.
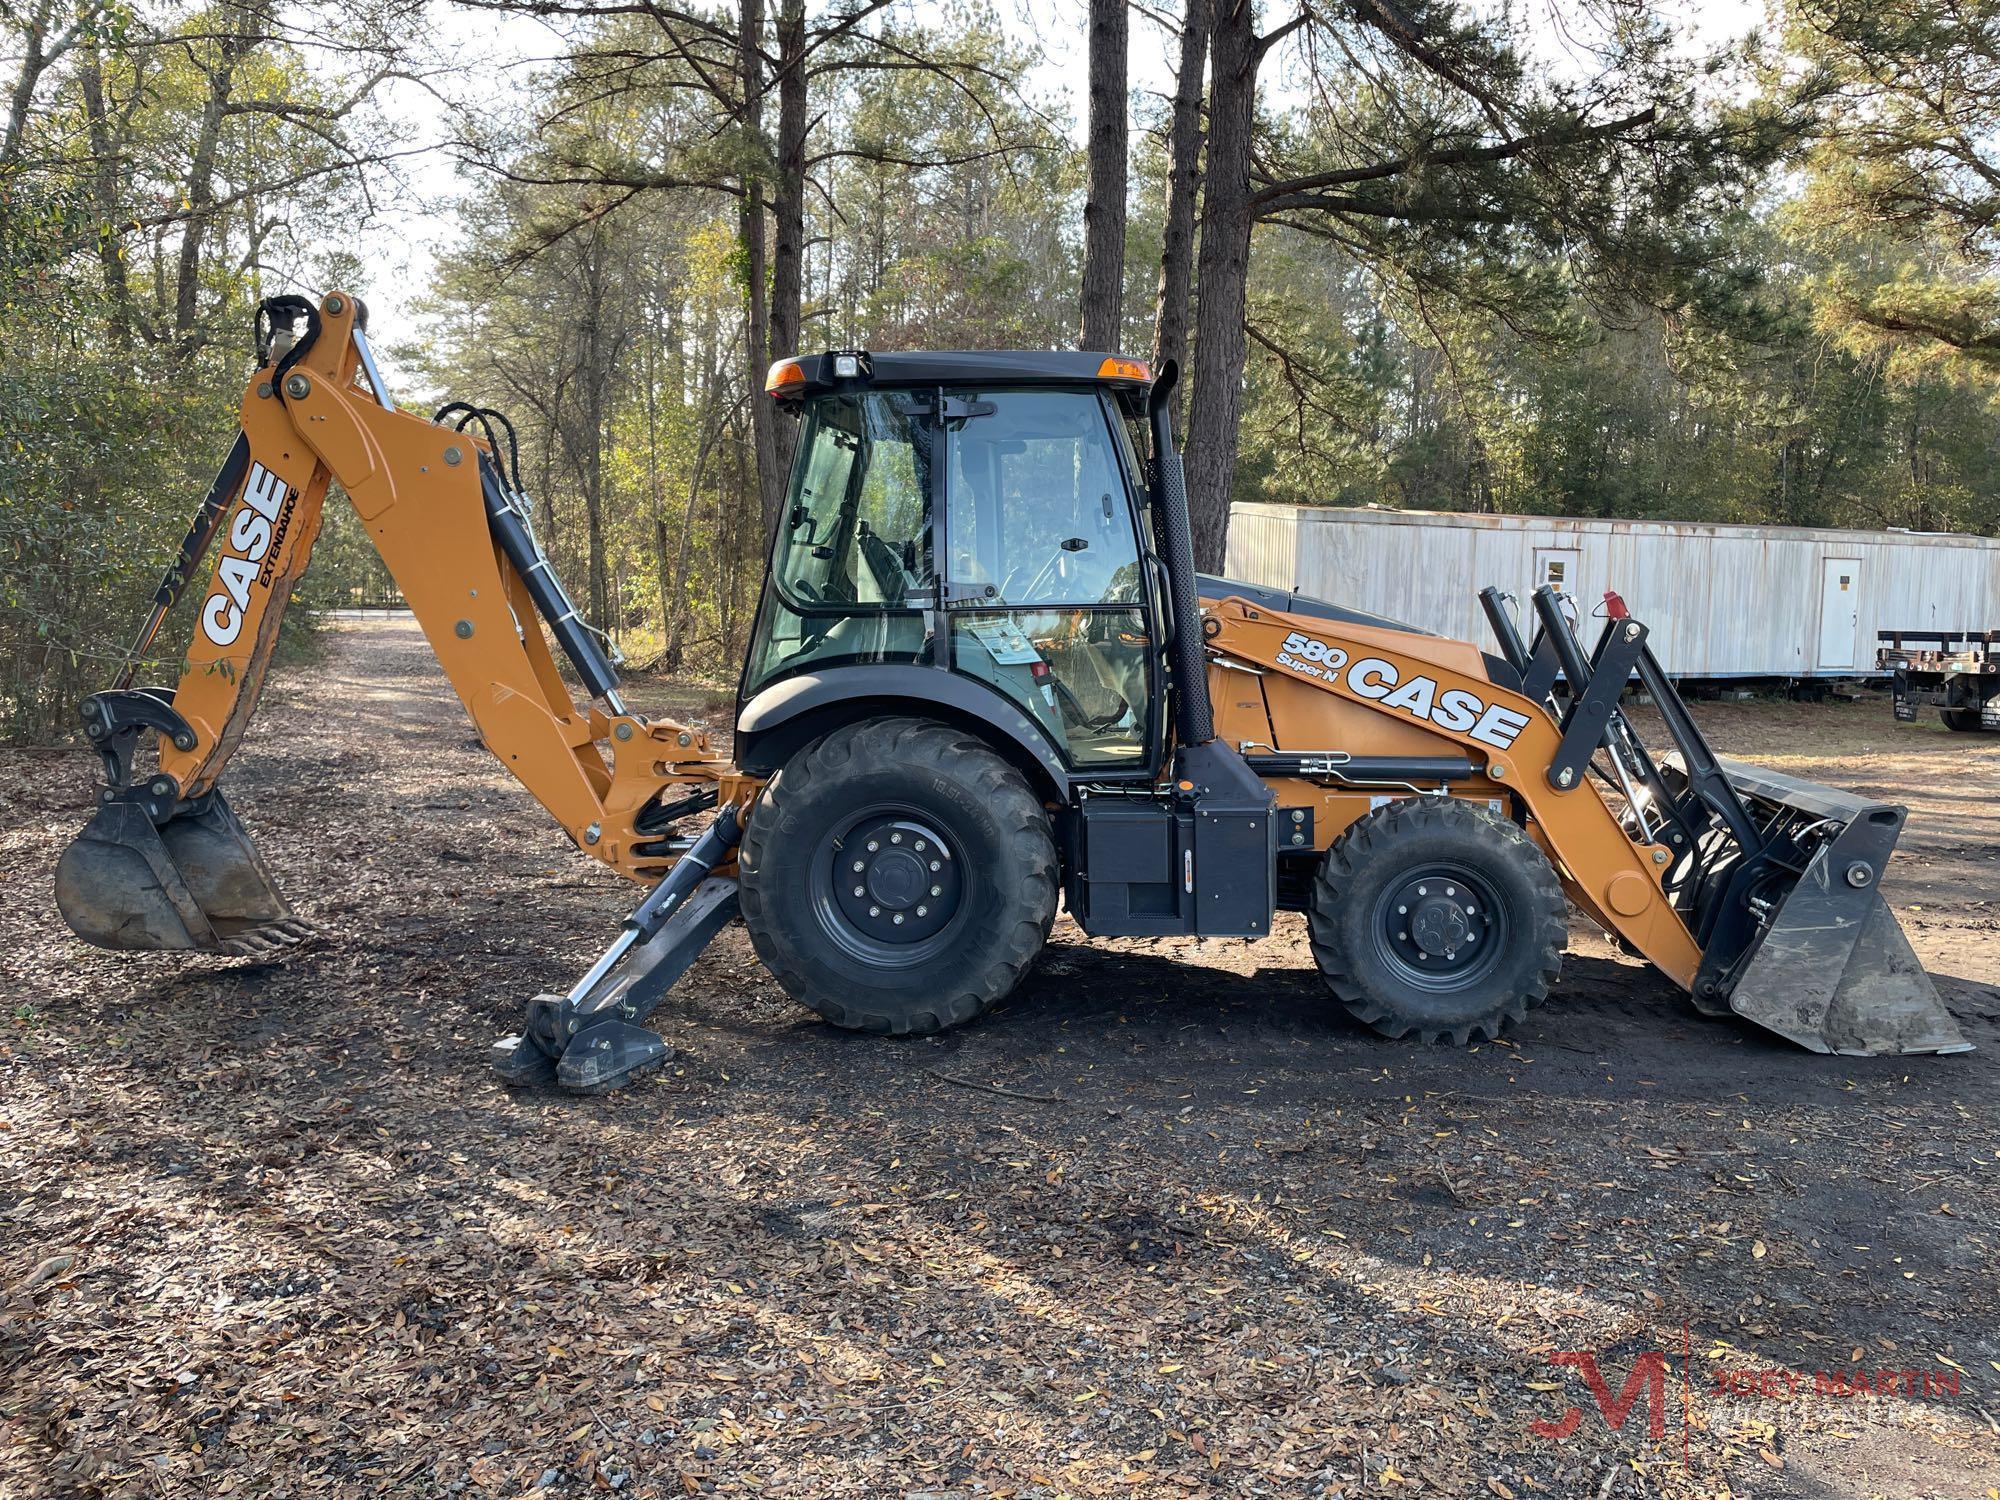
1224, 503, 2000, 678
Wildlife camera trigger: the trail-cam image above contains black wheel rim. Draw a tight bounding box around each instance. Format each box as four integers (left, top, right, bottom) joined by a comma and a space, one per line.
809, 802, 967, 969
1371, 862, 1508, 993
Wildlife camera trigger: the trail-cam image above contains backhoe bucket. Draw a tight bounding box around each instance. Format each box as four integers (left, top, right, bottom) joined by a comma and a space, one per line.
56, 789, 310, 957
1705, 759, 1969, 1056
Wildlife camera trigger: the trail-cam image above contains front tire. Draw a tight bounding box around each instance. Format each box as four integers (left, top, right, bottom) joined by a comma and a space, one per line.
1307, 797, 1566, 1045
738, 717, 1057, 1035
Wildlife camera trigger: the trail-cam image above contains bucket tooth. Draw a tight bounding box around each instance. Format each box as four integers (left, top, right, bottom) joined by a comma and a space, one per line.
55, 787, 305, 956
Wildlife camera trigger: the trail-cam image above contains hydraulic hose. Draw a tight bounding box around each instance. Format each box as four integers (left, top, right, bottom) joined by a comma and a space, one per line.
476, 453, 622, 702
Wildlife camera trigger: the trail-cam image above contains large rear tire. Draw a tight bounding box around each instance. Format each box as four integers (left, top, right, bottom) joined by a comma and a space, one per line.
1941, 707, 1986, 733
1307, 797, 1566, 1045
738, 717, 1057, 1035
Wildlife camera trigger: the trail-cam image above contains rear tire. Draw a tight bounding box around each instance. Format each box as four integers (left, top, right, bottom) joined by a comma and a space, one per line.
1941, 707, 1986, 732
1307, 797, 1566, 1045
738, 717, 1057, 1035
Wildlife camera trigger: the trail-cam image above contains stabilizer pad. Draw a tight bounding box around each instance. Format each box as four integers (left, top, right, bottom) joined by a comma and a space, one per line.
555, 1021, 674, 1094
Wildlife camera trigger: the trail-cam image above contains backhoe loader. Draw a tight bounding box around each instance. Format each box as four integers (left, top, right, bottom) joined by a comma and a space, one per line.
55, 293, 1969, 1092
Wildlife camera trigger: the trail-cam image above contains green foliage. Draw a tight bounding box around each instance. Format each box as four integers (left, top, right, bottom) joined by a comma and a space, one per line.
0, 2, 400, 742
5, 0, 1998, 749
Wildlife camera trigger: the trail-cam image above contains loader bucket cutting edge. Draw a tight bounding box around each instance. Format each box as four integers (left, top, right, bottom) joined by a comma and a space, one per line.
1700, 757, 1970, 1057
55, 789, 310, 957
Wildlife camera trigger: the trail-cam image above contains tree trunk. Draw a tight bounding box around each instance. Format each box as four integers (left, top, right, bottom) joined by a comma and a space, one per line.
770, 0, 808, 495
79, 42, 133, 351
0, 0, 53, 168
173, 33, 250, 361
1152, 0, 1209, 427
1182, 0, 1257, 571
738, 0, 784, 539
579, 245, 613, 629
1079, 0, 1130, 350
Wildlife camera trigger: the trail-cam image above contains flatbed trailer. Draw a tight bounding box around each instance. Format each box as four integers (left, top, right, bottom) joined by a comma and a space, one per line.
1877, 630, 1999, 732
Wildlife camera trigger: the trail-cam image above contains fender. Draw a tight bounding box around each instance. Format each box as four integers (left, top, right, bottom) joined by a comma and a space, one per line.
736, 665, 1076, 795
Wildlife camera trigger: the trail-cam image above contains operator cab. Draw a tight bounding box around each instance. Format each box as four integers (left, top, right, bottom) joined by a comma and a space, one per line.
742, 350, 1165, 774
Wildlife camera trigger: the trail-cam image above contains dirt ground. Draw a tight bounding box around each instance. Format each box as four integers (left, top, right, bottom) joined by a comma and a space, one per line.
3, 615, 1996, 1500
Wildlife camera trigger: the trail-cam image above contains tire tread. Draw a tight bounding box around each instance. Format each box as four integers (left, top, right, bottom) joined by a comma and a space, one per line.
738, 717, 1056, 1036
1305, 797, 1565, 1046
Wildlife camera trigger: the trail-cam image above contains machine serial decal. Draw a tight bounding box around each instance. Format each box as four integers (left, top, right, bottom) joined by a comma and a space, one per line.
1275, 630, 1533, 750
201, 463, 293, 647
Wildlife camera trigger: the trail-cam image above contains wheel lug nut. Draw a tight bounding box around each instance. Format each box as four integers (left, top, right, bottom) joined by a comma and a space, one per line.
1418, 885, 1428, 896
916, 905, 928, 917
854, 885, 865, 897
867, 840, 879, 852
853, 860, 864, 872
915, 840, 925, 852
893, 913, 905, 925
1397, 904, 1407, 915
891, 832, 902, 844
1398, 931, 1408, 941
929, 860, 940, 872
1446, 886, 1456, 897
868, 905, 881, 917
930, 885, 942, 897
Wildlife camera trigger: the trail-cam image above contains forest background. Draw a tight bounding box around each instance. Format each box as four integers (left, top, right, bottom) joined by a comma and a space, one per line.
5, 0, 2000, 740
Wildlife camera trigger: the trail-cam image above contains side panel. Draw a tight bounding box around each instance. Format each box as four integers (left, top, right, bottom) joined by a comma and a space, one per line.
157, 403, 330, 796
1206, 595, 1705, 986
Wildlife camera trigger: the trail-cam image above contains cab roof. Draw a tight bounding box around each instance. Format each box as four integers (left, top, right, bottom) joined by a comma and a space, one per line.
768, 349, 1153, 402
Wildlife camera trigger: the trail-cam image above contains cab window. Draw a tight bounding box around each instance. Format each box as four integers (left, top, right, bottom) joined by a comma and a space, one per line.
745, 392, 931, 695
771, 392, 933, 608
945, 389, 1153, 768
946, 389, 1142, 606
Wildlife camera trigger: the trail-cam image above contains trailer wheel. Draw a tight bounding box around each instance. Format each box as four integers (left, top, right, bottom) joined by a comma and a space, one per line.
1941, 707, 1987, 732
1307, 798, 1566, 1046
738, 717, 1057, 1036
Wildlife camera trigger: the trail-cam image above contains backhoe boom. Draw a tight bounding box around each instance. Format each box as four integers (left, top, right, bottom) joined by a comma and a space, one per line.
57, 292, 744, 963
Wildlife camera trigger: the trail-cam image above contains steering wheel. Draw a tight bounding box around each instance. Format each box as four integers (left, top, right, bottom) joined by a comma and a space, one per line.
1012, 546, 1073, 605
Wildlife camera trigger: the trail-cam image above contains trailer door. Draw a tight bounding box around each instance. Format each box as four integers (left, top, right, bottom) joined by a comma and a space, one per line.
1817, 556, 1860, 670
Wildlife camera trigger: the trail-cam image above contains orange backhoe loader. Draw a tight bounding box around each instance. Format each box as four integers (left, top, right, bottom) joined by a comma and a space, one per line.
55, 293, 1969, 1091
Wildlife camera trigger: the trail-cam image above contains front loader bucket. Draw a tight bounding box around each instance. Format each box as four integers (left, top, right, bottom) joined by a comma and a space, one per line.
1701, 758, 1968, 1056
55, 788, 310, 957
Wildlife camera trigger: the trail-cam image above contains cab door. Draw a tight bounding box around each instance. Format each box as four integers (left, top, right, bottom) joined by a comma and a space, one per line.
940, 387, 1160, 772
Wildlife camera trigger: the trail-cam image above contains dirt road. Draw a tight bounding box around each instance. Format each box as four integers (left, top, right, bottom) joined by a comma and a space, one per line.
3, 617, 1996, 1498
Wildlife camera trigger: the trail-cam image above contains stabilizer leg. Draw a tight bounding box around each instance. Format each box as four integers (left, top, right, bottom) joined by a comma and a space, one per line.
491, 806, 744, 1093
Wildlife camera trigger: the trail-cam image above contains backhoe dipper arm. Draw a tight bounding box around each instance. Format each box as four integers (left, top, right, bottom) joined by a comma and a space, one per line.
151, 299, 343, 799
148, 291, 737, 879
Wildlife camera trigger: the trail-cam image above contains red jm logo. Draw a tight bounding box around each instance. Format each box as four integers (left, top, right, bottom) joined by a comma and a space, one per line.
1531, 1350, 1669, 1441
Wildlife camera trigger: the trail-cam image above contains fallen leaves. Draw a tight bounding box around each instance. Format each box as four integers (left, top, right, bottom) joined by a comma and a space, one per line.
2, 625, 1998, 1498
